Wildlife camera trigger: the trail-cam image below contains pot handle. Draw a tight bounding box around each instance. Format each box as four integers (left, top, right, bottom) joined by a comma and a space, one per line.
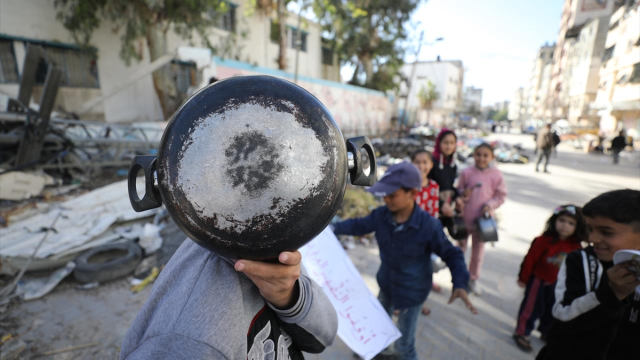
128, 156, 162, 212
346, 136, 377, 186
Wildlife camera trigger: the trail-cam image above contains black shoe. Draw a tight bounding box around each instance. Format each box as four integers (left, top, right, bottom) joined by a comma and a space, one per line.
513, 334, 533, 353
373, 354, 399, 360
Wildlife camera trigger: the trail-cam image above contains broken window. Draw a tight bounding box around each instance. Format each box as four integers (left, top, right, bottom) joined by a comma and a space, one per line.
270, 20, 280, 44
32, 43, 99, 88
290, 28, 308, 52
630, 62, 640, 83
213, 1, 236, 32
617, 74, 628, 84
0, 39, 19, 83
602, 45, 615, 63
271, 22, 307, 52
171, 60, 196, 95
322, 47, 334, 66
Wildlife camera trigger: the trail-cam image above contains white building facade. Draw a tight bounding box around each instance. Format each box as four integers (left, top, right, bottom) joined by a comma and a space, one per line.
399, 60, 464, 126
547, 0, 617, 120
508, 87, 525, 122
593, 1, 640, 137
463, 86, 483, 111
0, 0, 341, 123
525, 44, 554, 121
566, 15, 611, 126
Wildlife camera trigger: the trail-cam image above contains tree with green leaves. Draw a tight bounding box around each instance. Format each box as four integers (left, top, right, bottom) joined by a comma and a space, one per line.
252, 0, 290, 70
313, 0, 420, 91
417, 80, 439, 110
494, 109, 508, 122
54, 0, 233, 119
465, 103, 482, 118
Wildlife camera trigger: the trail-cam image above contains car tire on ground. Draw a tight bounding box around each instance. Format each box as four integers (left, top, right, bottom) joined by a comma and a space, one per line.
73, 242, 143, 284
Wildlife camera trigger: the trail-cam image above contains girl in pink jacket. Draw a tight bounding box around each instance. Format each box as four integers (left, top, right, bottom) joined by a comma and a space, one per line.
458, 143, 507, 295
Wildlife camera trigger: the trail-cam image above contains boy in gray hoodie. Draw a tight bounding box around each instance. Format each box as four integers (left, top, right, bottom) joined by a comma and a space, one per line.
119, 239, 338, 359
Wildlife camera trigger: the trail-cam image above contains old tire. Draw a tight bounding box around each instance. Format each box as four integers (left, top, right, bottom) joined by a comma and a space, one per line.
73, 242, 142, 284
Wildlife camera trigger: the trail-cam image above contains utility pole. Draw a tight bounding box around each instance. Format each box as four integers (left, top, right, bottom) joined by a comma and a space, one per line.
400, 32, 443, 133
401, 31, 424, 131
277, 0, 287, 70
293, 0, 306, 83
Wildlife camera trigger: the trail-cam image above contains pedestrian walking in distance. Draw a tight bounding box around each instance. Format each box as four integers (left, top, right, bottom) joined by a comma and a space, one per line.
457, 143, 507, 295
611, 130, 627, 164
535, 123, 555, 173
512, 205, 587, 353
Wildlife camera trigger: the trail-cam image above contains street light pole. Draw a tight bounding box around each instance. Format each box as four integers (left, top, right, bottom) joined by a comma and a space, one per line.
401, 32, 443, 131
401, 31, 424, 130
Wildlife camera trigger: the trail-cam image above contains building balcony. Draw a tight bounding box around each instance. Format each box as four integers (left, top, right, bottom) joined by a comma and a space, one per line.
612, 83, 640, 103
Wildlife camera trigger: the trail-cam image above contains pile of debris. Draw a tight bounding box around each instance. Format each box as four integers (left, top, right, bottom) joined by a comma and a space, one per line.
0, 45, 174, 309
0, 179, 167, 303
456, 137, 529, 165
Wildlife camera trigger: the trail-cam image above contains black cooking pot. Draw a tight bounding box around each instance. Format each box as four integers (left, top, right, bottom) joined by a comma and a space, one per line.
476, 212, 499, 243
127, 76, 376, 260
446, 215, 468, 241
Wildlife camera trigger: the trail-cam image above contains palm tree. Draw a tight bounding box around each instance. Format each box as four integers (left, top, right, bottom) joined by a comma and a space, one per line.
417, 81, 439, 125
417, 81, 439, 110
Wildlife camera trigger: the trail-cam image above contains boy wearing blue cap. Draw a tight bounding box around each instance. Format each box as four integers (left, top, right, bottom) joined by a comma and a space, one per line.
333, 162, 477, 360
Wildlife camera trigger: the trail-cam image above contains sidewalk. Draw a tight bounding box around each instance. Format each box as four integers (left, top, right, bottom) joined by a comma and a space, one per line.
316, 133, 639, 359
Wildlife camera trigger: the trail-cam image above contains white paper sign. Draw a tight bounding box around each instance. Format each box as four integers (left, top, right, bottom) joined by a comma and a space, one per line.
300, 228, 401, 360
613, 249, 640, 294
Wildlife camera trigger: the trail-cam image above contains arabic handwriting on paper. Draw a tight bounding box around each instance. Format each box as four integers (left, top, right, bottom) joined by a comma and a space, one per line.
301, 229, 401, 360
303, 239, 381, 345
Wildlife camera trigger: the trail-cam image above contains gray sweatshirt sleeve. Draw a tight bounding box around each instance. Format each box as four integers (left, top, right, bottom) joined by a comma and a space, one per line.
122, 333, 228, 359
267, 273, 338, 353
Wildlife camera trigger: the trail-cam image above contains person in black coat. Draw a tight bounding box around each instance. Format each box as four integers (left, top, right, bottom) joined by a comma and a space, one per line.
428, 128, 464, 223
611, 130, 627, 164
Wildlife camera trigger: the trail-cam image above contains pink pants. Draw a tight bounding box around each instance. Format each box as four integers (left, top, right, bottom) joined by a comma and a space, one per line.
458, 231, 485, 281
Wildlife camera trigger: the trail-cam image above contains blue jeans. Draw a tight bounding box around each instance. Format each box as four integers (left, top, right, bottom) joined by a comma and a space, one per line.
378, 291, 421, 360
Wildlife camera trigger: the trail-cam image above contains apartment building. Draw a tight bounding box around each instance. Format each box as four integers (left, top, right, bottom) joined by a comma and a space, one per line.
566, 16, 610, 125
547, 0, 617, 120
525, 44, 555, 120
593, 0, 640, 136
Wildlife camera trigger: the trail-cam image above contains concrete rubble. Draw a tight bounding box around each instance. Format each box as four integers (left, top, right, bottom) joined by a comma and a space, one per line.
0, 179, 161, 275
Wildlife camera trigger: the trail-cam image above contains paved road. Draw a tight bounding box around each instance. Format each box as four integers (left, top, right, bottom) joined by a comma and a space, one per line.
314, 132, 639, 360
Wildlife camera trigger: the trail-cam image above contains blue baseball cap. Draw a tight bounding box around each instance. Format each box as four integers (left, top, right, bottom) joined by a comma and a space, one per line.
367, 162, 421, 197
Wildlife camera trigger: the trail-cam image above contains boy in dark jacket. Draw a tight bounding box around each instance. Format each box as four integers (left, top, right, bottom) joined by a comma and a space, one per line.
333, 162, 477, 360
536, 189, 640, 360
